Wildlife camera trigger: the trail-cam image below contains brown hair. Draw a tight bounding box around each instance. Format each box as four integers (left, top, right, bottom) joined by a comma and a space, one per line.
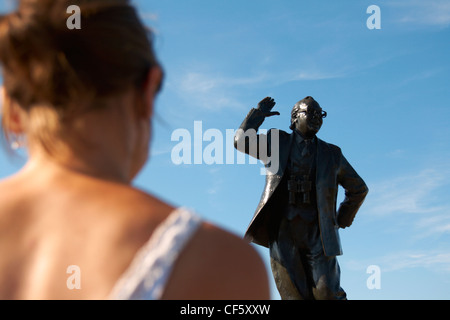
0, 0, 160, 150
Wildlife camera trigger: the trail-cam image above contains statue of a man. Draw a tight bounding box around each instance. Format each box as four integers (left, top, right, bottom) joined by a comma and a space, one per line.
234, 96, 368, 300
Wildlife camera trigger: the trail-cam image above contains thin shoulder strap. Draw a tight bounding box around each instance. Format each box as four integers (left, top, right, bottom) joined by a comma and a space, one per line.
109, 207, 202, 300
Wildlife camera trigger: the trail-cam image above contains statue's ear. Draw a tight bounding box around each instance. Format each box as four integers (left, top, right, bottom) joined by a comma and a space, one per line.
289, 118, 297, 130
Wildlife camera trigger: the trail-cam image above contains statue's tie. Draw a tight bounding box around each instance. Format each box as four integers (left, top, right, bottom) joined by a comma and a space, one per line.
302, 140, 311, 157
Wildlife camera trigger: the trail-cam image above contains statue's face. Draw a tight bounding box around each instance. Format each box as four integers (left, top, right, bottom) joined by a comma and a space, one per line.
294, 102, 325, 138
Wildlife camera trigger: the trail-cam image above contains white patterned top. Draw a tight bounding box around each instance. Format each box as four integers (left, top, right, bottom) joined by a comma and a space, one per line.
108, 207, 202, 300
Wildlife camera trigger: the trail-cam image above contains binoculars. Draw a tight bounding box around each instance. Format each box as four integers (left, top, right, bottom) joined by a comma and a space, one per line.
288, 175, 312, 205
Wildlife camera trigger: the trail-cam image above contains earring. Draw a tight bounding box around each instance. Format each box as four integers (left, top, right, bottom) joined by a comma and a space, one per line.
10, 135, 25, 150
10, 140, 20, 150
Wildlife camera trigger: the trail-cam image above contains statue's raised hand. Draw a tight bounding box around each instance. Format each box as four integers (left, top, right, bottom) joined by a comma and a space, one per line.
256, 97, 280, 117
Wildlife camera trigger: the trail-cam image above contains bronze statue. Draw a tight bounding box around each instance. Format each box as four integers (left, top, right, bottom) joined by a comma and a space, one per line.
234, 96, 368, 300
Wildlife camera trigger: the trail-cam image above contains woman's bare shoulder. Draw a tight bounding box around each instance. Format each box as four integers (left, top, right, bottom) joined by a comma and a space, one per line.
163, 220, 270, 300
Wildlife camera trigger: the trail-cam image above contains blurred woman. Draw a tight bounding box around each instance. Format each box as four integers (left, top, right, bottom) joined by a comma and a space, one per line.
0, 0, 269, 299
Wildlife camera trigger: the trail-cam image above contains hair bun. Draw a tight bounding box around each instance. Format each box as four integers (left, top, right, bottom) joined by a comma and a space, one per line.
0, 0, 159, 151
0, 0, 157, 112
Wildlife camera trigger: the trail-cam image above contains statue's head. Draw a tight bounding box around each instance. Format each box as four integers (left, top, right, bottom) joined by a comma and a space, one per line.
290, 96, 327, 138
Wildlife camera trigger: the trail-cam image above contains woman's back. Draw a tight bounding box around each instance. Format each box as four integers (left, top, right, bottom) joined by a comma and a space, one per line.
0, 162, 170, 299
0, 163, 269, 299
0, 0, 269, 300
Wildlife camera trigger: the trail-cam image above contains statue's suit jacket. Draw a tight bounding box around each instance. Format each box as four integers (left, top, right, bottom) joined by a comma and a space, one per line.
234, 108, 368, 257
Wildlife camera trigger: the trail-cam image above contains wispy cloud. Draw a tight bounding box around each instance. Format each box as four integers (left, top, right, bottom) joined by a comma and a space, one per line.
175, 66, 352, 111
346, 165, 450, 275
415, 214, 450, 238
346, 249, 450, 273
362, 164, 450, 241
364, 168, 450, 216
387, 0, 450, 28
381, 251, 450, 273
150, 145, 172, 158
176, 72, 268, 111
289, 70, 348, 82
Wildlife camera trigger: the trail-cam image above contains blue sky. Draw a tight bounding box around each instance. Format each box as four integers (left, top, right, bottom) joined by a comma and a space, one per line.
1, 0, 450, 299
